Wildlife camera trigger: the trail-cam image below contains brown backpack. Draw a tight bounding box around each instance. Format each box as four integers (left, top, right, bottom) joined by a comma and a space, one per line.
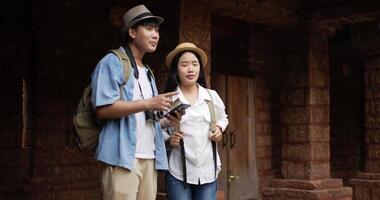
73, 48, 132, 152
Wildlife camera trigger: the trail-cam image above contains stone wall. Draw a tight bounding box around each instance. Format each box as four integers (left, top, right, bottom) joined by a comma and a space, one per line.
178, 0, 212, 86
0, 0, 180, 199
349, 21, 380, 200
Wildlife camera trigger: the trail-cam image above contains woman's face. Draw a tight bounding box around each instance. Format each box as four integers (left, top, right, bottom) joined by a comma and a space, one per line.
177, 52, 200, 87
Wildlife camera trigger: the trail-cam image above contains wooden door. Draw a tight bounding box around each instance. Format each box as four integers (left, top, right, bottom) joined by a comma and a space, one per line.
212, 75, 259, 200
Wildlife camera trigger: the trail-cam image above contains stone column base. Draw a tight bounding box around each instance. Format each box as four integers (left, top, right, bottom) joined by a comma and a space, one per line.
349, 172, 380, 200
262, 179, 352, 200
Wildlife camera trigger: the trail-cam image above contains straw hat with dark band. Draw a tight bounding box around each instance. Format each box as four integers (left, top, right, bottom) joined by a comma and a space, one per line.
166, 42, 208, 68
122, 5, 164, 32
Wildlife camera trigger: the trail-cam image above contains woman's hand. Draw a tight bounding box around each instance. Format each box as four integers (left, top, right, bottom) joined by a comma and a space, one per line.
166, 110, 184, 130
169, 131, 183, 147
208, 126, 222, 142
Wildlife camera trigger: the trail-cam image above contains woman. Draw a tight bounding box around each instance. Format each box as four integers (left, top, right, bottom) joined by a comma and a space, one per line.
163, 42, 229, 200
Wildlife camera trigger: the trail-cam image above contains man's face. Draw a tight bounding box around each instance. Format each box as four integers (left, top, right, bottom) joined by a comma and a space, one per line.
129, 22, 160, 53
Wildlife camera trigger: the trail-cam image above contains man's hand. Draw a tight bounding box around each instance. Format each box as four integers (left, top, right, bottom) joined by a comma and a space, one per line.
169, 131, 183, 147
145, 91, 178, 111
208, 126, 222, 142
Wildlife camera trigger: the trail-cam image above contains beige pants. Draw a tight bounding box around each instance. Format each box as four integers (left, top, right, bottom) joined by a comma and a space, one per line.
102, 159, 157, 200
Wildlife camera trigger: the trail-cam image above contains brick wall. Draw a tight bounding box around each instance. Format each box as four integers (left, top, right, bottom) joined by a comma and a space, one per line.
249, 25, 281, 191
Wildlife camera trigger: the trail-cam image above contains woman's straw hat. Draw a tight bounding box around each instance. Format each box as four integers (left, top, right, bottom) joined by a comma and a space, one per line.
166, 42, 208, 68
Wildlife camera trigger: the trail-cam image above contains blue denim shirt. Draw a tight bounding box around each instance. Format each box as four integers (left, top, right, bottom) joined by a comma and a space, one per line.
90, 47, 168, 171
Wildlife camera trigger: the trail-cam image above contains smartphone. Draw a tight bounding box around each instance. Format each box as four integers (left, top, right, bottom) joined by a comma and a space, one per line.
165, 103, 191, 117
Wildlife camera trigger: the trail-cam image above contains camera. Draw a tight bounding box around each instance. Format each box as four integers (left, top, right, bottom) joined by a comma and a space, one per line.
145, 110, 164, 122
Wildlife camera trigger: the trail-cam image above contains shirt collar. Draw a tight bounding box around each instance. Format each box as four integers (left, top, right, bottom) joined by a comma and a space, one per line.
175, 84, 211, 105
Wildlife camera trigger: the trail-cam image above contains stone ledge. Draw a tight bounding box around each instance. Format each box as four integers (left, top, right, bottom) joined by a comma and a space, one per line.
349, 172, 380, 187
350, 178, 380, 186
263, 187, 352, 199
268, 178, 344, 190
262, 179, 352, 200
355, 172, 380, 180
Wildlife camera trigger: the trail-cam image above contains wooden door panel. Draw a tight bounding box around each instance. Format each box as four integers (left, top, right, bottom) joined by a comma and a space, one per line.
227, 76, 251, 200
212, 75, 259, 200
212, 74, 228, 194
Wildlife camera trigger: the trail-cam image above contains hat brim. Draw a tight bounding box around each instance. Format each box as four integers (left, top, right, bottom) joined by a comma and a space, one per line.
166, 47, 208, 69
122, 16, 164, 33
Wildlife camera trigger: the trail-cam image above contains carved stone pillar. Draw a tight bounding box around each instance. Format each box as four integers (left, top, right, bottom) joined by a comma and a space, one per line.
263, 24, 352, 200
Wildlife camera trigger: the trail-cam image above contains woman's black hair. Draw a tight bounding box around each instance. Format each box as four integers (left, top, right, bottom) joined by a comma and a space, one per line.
164, 50, 207, 93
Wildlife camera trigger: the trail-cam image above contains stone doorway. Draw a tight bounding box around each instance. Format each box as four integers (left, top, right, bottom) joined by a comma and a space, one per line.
329, 25, 365, 185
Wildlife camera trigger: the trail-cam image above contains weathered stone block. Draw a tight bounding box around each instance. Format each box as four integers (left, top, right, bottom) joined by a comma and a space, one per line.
365, 116, 380, 128
365, 100, 380, 115
311, 143, 329, 161
282, 161, 306, 179
310, 125, 329, 142
366, 129, 380, 143
258, 159, 273, 171
257, 146, 272, 159
310, 106, 329, 124
281, 71, 308, 88
365, 87, 380, 100
281, 107, 310, 124
368, 144, 380, 159
283, 144, 311, 161
310, 69, 329, 88
257, 123, 271, 134
353, 186, 370, 200
373, 187, 380, 199
285, 125, 308, 142
309, 87, 329, 106
307, 162, 330, 179
258, 111, 271, 123
366, 160, 380, 173
256, 134, 272, 146
280, 88, 305, 106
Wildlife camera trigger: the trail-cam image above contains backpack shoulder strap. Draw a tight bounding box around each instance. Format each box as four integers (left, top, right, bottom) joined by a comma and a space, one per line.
109, 48, 132, 84
206, 89, 218, 180
205, 89, 216, 132
108, 48, 133, 99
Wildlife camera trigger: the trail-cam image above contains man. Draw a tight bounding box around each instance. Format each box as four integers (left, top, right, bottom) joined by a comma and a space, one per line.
91, 5, 177, 200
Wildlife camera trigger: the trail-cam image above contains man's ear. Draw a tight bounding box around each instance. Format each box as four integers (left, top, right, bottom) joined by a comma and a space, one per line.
128, 28, 136, 39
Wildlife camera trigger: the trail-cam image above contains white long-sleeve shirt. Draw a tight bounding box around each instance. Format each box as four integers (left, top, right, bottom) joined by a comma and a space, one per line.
164, 85, 229, 184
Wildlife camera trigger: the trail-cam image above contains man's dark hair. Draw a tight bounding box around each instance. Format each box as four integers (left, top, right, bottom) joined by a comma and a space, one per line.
164, 50, 207, 93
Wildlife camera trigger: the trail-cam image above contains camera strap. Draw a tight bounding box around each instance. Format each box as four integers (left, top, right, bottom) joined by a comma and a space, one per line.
180, 138, 187, 188
122, 45, 155, 99
136, 76, 155, 100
